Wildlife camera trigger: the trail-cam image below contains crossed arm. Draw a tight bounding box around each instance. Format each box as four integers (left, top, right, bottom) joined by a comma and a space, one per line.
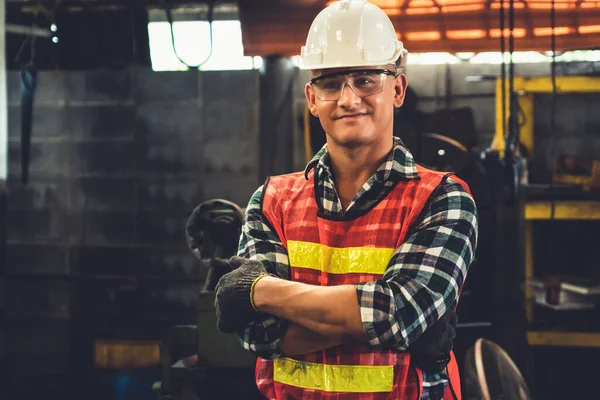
236, 179, 478, 359
253, 277, 366, 355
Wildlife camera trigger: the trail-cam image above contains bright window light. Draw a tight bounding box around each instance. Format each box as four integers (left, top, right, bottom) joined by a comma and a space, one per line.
552, 50, 600, 62
401, 50, 600, 65
406, 52, 460, 65
456, 52, 476, 61
469, 51, 547, 64
148, 20, 262, 71
468, 51, 600, 64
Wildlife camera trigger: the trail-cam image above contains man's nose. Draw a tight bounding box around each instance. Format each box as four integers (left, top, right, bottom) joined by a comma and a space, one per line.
337, 82, 361, 107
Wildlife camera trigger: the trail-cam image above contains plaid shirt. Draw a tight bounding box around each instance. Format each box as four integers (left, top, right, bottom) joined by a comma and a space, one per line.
237, 137, 478, 399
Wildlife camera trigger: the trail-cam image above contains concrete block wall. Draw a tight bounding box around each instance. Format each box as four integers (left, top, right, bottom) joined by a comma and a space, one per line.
4, 66, 260, 386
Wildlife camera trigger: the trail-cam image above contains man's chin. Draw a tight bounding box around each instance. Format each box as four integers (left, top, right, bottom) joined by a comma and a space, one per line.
328, 131, 373, 149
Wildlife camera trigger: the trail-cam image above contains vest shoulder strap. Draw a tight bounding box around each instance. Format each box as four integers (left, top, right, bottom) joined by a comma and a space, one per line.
261, 172, 310, 247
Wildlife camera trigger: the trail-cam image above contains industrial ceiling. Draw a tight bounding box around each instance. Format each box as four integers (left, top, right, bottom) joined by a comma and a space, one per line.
239, 0, 600, 55
5, 0, 600, 69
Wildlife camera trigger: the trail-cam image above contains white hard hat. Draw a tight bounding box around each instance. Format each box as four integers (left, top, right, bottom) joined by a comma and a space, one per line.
299, 0, 408, 70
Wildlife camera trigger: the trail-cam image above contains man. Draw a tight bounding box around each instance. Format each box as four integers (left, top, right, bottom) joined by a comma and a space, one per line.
214, 0, 478, 399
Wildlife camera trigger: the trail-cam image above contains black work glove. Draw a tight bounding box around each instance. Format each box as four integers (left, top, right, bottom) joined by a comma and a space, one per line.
409, 309, 457, 373
214, 256, 269, 333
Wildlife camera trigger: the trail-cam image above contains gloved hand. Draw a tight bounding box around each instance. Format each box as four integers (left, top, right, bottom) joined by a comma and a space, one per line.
214, 256, 270, 333
409, 309, 457, 373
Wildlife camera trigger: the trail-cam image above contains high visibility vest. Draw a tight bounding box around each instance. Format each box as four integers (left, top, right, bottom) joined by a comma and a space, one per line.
258, 165, 470, 399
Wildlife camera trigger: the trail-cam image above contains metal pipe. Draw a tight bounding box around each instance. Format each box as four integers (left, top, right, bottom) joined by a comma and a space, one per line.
0, 0, 6, 179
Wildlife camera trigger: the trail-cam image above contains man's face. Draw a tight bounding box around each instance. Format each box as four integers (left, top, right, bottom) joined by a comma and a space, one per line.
305, 65, 408, 148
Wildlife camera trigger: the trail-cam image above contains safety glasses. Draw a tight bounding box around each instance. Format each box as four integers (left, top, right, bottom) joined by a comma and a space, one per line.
310, 69, 397, 101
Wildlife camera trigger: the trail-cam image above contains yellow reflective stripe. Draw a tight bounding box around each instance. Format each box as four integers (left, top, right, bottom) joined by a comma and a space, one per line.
287, 240, 394, 275
273, 358, 394, 393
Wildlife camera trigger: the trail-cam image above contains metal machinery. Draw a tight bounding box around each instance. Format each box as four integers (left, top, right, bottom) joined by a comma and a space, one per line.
464, 338, 532, 400
397, 75, 600, 399
393, 107, 507, 393
491, 75, 600, 399
154, 199, 263, 400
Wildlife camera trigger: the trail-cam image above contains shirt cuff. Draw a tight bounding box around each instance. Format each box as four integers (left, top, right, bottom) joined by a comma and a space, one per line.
355, 281, 393, 349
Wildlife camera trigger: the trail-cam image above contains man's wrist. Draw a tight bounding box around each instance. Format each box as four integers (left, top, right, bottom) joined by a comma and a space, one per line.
249, 273, 270, 312
252, 275, 279, 313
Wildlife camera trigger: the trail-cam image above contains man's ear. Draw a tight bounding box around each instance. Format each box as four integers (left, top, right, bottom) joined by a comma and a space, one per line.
305, 83, 319, 117
393, 74, 408, 108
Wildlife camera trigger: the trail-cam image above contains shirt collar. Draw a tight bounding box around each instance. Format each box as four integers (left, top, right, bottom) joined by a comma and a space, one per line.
304, 144, 330, 179
304, 137, 420, 181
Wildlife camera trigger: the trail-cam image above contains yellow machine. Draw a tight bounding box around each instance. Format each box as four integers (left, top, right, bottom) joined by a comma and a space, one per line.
492, 76, 600, 163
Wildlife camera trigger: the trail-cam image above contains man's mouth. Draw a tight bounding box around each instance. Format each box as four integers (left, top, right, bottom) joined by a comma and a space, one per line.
338, 113, 367, 120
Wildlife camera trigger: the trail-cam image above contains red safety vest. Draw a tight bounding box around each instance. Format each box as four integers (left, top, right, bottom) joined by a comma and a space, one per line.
258, 165, 471, 399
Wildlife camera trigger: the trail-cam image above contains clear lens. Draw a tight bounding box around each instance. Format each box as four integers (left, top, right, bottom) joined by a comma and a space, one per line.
312, 71, 392, 101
